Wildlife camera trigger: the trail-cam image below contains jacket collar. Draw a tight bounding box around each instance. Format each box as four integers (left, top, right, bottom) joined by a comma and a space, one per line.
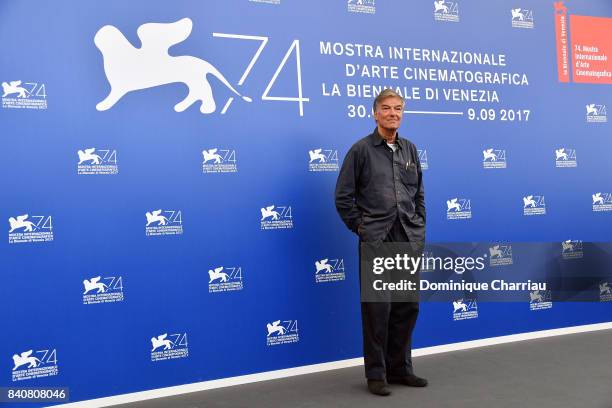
370, 127, 403, 149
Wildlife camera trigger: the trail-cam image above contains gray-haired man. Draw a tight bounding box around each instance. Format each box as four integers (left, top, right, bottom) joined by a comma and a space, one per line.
335, 89, 427, 396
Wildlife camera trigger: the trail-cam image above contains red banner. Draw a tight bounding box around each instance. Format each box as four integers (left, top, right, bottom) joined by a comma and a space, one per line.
570, 14, 612, 84
554, 2, 570, 83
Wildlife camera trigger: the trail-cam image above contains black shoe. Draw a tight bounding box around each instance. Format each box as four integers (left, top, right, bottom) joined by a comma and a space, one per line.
387, 374, 428, 387
367, 379, 391, 396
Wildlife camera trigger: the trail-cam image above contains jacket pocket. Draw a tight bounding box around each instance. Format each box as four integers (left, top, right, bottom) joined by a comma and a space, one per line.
400, 163, 419, 186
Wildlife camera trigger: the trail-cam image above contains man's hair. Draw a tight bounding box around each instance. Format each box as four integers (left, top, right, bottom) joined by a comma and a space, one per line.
373, 88, 405, 113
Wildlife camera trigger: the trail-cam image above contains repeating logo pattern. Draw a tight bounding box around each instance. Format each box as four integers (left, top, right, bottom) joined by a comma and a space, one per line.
511, 8, 534, 29
585, 104, 607, 123
77, 148, 118, 175
489, 244, 513, 266
260, 205, 293, 230
208, 266, 243, 293
150, 333, 189, 361
446, 198, 472, 220
555, 148, 577, 168
529, 290, 552, 311
523, 195, 546, 216
592, 193, 612, 212
308, 149, 339, 172
266, 319, 299, 346
2, 80, 47, 109
12, 348, 58, 381
434, 0, 460, 22
145, 210, 183, 236
8, 215, 53, 244
314, 258, 345, 283
452, 298, 478, 321
202, 148, 237, 173
83, 276, 124, 304
482, 148, 507, 169
561, 240, 583, 259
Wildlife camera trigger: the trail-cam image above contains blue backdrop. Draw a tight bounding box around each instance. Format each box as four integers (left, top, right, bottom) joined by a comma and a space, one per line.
1, 0, 611, 406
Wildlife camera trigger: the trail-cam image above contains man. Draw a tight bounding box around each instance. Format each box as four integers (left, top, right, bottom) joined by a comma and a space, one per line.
335, 89, 427, 396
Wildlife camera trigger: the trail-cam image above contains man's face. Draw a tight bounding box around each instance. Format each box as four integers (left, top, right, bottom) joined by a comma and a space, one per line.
374, 96, 404, 131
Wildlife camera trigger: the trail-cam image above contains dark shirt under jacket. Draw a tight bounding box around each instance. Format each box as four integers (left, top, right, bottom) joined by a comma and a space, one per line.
335, 128, 426, 243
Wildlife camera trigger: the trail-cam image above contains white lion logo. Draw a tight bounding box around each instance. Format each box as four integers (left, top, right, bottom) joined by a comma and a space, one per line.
2, 80, 28, 98
8, 215, 36, 233
94, 18, 251, 114
266, 320, 286, 337
600, 282, 611, 295
523, 196, 537, 208
151, 334, 174, 351
530, 290, 543, 303
489, 245, 503, 258
453, 300, 467, 312
12, 350, 41, 371
202, 148, 223, 164
434, 0, 449, 13
586, 104, 599, 116
511, 8, 525, 20
592, 193, 604, 205
446, 198, 462, 212
555, 148, 568, 161
562, 240, 575, 252
83, 276, 109, 294
483, 148, 498, 162
146, 210, 168, 226
315, 259, 333, 274
261, 206, 280, 221
78, 148, 103, 164
208, 267, 230, 283
309, 149, 326, 163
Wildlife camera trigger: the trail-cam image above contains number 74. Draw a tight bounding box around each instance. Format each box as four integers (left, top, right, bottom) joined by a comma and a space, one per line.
212, 34, 309, 116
